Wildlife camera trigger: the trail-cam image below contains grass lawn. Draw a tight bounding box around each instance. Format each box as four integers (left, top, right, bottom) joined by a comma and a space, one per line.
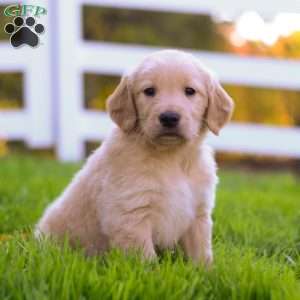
0, 155, 300, 299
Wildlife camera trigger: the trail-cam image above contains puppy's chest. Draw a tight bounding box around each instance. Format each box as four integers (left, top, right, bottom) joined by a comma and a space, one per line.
150, 178, 197, 248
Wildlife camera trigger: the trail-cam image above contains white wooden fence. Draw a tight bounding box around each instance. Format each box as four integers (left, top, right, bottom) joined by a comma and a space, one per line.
0, 0, 52, 147
0, 0, 300, 161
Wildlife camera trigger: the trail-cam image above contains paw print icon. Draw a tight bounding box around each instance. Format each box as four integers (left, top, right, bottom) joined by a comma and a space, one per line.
4, 16, 45, 48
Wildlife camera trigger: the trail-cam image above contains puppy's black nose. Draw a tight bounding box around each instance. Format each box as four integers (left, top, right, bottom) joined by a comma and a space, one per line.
159, 111, 181, 128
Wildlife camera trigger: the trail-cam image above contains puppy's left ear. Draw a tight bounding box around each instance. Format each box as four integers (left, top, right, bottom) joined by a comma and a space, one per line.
206, 77, 234, 135
107, 76, 137, 133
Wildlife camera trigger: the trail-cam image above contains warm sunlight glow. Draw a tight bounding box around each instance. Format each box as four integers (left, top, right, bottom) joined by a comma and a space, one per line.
234, 11, 300, 46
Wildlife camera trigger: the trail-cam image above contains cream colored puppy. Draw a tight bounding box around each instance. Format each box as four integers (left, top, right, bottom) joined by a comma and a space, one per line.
36, 49, 234, 265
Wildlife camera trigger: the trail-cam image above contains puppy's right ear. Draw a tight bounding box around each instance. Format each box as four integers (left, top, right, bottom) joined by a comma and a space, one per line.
107, 76, 137, 133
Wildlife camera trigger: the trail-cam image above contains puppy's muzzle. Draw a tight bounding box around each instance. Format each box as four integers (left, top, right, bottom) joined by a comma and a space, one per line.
159, 111, 181, 128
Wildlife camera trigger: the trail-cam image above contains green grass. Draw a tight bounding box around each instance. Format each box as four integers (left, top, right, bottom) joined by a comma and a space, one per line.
0, 155, 300, 299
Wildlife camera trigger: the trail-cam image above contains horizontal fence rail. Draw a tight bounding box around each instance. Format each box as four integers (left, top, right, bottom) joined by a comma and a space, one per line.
80, 42, 300, 90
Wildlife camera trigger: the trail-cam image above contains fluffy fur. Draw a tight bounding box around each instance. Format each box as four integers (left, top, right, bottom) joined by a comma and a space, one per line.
36, 49, 234, 265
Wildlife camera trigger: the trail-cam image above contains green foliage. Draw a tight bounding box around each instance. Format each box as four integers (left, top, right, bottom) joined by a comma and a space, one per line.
0, 155, 300, 299
0, 156, 79, 232
84, 74, 120, 111
83, 6, 229, 52
0, 6, 10, 41
226, 85, 300, 126
0, 73, 23, 109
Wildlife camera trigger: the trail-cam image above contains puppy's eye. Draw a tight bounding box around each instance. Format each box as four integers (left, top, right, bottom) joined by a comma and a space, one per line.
185, 87, 196, 96
143, 87, 156, 97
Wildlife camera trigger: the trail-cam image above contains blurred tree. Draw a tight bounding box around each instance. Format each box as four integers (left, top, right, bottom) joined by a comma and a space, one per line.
226, 85, 298, 126
0, 6, 10, 41
0, 73, 23, 109
83, 6, 230, 51
84, 74, 120, 110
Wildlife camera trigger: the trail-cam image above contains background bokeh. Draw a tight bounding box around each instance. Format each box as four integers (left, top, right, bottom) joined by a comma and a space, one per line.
1, 4, 300, 165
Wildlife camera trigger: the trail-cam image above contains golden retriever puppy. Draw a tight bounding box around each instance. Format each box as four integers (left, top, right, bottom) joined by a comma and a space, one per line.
36, 49, 234, 265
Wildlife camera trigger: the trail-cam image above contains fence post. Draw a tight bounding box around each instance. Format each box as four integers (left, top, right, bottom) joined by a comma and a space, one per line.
54, 0, 85, 161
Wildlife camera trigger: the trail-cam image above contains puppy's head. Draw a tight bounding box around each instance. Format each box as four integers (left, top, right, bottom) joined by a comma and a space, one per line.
107, 50, 234, 146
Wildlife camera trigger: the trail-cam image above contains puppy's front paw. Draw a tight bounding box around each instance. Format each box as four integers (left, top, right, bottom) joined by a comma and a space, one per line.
142, 247, 157, 261
190, 250, 213, 268
201, 251, 213, 268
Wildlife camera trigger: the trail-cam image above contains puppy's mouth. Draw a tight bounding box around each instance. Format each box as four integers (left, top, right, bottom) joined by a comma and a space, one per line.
155, 132, 185, 145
